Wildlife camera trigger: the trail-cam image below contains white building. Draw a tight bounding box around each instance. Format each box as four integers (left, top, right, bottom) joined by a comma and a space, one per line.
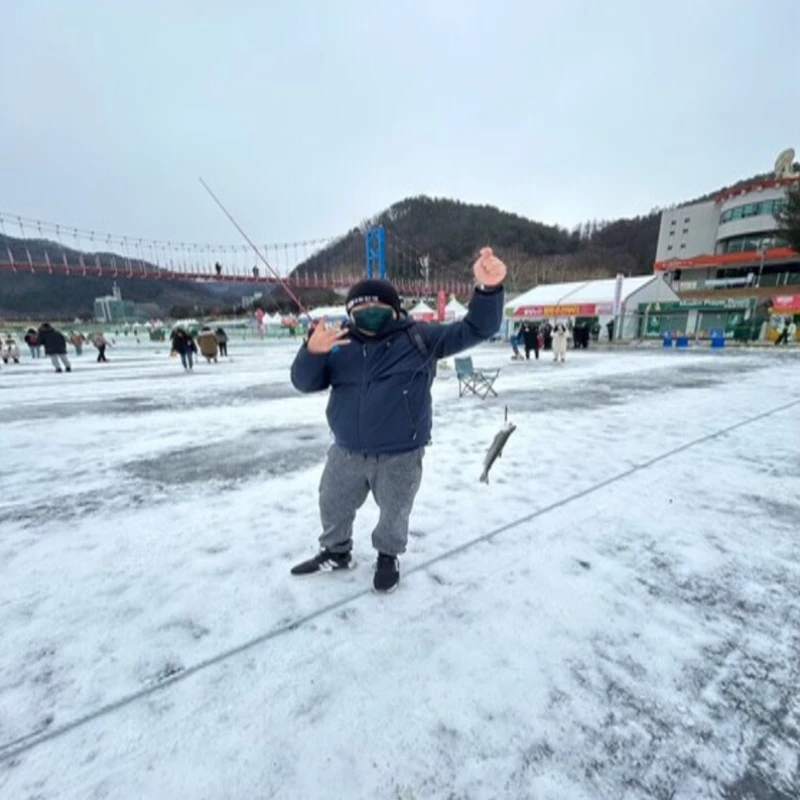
505, 275, 679, 340
654, 149, 799, 292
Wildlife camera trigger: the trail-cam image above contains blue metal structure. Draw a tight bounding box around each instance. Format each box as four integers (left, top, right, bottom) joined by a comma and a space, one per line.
365, 226, 386, 279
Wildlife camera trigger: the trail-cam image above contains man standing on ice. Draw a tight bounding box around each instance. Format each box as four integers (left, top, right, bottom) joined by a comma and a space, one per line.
289, 247, 506, 593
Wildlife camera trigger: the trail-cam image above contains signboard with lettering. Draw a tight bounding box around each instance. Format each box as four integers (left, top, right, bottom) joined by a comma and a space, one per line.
772, 295, 800, 313
510, 303, 604, 318
639, 299, 751, 313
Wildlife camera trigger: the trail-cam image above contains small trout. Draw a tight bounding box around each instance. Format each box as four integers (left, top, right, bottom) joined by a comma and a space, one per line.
479, 421, 516, 483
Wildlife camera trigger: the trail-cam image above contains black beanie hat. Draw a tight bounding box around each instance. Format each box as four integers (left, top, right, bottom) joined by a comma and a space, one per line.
345, 279, 401, 314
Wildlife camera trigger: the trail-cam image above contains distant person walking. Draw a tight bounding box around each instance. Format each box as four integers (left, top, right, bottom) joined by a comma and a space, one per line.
215, 327, 229, 357
2, 336, 21, 364
69, 331, 86, 356
521, 322, 539, 361
93, 332, 110, 362
510, 329, 523, 360
24, 328, 41, 359
542, 322, 553, 351
171, 327, 196, 371
552, 321, 568, 364
775, 320, 792, 346
197, 327, 219, 363
38, 323, 71, 373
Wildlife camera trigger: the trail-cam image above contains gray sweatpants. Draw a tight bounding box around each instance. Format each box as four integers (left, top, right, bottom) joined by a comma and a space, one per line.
319, 444, 424, 557
50, 354, 71, 370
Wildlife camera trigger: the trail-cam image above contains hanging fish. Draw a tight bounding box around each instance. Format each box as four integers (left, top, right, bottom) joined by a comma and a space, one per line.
479, 407, 516, 483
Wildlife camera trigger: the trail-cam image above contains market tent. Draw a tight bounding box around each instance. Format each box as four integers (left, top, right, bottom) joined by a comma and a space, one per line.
301, 306, 348, 322
444, 297, 468, 321
408, 301, 436, 321
505, 275, 679, 339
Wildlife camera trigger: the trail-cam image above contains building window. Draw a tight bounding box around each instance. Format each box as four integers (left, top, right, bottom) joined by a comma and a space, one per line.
669, 230, 675, 236
682, 228, 688, 234
684, 217, 690, 223
716, 233, 788, 254
720, 198, 788, 224
680, 243, 686, 249
667, 245, 673, 251
670, 219, 677, 226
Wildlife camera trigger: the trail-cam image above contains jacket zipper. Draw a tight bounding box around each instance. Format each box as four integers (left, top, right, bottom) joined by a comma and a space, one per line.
403, 390, 418, 441
359, 343, 367, 451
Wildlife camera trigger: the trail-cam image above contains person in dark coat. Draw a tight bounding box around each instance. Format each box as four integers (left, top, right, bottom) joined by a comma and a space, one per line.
542, 322, 553, 351
170, 327, 197, 371
215, 327, 229, 357
38, 323, 71, 372
521, 322, 539, 360
289, 247, 506, 593
24, 329, 41, 359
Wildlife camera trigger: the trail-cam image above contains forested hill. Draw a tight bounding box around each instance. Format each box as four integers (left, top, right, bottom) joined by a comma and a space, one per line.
294, 196, 662, 291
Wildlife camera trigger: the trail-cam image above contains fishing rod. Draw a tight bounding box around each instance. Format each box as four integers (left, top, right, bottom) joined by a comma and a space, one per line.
198, 177, 308, 314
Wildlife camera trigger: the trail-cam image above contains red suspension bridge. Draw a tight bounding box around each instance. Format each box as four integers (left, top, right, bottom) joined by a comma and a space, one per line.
0, 212, 472, 297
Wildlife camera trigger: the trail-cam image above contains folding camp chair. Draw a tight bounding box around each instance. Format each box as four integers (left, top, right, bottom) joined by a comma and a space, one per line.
454, 356, 500, 399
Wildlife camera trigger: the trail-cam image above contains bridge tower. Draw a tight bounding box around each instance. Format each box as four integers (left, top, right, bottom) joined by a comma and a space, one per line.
365, 226, 386, 280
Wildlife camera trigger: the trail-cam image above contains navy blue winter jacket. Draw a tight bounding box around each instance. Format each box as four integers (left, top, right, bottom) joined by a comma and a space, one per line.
291, 286, 504, 454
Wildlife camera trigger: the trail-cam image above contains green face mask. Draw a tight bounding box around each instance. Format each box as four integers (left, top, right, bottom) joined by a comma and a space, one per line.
352, 307, 393, 333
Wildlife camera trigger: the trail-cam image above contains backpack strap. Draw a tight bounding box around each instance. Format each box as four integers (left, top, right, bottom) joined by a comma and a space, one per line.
407, 323, 428, 359
406, 323, 437, 383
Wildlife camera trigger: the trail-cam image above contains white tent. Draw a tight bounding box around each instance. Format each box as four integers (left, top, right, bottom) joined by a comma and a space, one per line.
301, 305, 348, 322
409, 301, 436, 321
444, 297, 468, 322
505, 275, 680, 339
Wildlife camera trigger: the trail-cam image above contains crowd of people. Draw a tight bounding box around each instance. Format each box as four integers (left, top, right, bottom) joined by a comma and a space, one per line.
0, 322, 234, 375
509, 320, 583, 364
169, 326, 229, 371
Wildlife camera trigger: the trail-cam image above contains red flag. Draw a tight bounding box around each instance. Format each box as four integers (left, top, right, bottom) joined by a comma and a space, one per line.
437, 290, 446, 322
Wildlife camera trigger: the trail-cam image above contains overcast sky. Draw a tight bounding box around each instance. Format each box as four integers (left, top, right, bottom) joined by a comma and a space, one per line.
2, 0, 799, 248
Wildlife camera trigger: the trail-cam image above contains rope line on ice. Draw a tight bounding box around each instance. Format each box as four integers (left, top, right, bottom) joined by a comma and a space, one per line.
1, 396, 799, 764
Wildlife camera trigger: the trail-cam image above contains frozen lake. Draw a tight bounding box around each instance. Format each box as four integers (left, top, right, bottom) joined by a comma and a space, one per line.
1, 337, 800, 799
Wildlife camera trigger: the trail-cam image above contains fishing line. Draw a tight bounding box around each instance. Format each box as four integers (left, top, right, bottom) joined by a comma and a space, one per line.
2, 397, 797, 765
199, 178, 308, 314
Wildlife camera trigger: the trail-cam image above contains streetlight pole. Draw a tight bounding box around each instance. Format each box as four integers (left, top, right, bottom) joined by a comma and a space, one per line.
756, 242, 766, 288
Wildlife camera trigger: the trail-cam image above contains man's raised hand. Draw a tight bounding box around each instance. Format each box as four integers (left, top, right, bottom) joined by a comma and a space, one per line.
306, 317, 351, 354
473, 246, 507, 287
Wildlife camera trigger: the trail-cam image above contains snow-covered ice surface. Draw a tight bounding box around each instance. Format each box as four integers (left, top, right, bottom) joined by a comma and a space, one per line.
1, 338, 800, 800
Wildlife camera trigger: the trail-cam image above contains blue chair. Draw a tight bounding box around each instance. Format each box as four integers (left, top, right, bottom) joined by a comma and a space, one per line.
454, 357, 500, 399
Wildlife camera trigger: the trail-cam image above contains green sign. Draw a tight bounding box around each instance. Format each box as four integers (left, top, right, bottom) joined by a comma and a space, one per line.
639, 299, 752, 312
645, 314, 662, 337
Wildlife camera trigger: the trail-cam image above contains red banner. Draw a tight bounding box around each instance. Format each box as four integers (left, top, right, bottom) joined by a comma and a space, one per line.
437, 291, 446, 322
513, 303, 599, 318
772, 294, 800, 312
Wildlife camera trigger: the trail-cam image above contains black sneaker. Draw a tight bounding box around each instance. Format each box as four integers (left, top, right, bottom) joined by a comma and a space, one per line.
373, 553, 400, 593
65, 366, 72, 372
290, 549, 355, 576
